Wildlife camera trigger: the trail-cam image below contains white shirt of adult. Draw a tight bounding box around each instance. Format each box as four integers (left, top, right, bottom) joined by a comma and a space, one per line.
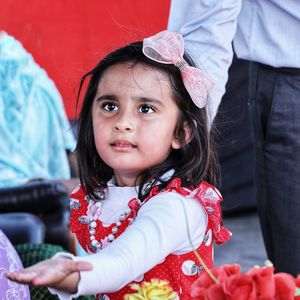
168, 0, 300, 121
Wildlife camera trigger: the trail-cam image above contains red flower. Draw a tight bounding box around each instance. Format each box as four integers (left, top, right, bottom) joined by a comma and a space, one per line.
222, 273, 256, 300
207, 284, 227, 300
216, 264, 241, 281
191, 264, 240, 299
295, 275, 300, 300
247, 266, 275, 299
274, 273, 296, 300
191, 264, 298, 300
191, 283, 226, 300
190, 271, 221, 300
295, 274, 300, 288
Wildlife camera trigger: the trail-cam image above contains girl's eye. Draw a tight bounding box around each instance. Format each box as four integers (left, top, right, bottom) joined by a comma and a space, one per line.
138, 105, 155, 114
102, 102, 118, 111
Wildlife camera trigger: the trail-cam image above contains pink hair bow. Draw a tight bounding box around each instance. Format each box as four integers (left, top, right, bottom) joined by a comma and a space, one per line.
142, 30, 214, 108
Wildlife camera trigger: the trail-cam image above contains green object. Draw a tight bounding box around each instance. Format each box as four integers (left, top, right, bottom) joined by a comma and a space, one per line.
15, 243, 95, 300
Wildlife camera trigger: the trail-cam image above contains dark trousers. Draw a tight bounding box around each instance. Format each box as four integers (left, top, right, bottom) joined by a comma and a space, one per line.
249, 62, 300, 276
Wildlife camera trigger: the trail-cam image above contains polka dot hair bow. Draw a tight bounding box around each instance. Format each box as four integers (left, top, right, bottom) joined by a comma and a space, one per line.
142, 30, 214, 108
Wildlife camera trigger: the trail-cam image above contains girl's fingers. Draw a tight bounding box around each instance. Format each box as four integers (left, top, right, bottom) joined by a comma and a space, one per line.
5, 270, 37, 284
6, 259, 93, 286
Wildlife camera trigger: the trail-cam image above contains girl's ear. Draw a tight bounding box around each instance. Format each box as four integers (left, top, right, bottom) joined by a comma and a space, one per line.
172, 121, 192, 149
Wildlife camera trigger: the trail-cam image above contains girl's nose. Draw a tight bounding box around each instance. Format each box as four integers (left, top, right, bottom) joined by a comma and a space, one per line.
113, 116, 134, 132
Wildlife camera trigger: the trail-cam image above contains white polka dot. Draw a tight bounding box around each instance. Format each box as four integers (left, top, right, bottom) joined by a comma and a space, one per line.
204, 188, 219, 201
182, 260, 197, 276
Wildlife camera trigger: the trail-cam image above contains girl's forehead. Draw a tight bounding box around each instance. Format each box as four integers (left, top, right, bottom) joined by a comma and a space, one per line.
97, 62, 172, 92
101, 62, 169, 81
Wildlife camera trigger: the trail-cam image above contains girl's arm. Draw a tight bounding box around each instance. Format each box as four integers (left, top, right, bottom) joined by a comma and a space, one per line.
7, 192, 205, 298
6, 258, 93, 293
71, 192, 206, 296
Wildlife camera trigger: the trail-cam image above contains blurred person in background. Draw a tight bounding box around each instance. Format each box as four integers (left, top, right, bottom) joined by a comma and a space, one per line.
168, 0, 300, 276
0, 31, 78, 193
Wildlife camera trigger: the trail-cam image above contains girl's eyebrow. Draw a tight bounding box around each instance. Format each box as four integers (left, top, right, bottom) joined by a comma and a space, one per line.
95, 95, 164, 106
95, 94, 117, 102
137, 97, 164, 106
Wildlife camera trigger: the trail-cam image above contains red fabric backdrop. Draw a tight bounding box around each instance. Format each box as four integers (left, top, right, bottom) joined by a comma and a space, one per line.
0, 1, 170, 118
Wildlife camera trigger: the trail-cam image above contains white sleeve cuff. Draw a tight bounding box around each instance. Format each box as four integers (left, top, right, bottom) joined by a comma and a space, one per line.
48, 252, 81, 300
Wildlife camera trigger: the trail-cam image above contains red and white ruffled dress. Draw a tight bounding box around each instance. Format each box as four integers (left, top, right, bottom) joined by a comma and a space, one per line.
69, 178, 231, 300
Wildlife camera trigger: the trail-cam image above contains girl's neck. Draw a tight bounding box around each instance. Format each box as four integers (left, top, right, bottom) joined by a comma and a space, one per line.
114, 172, 137, 187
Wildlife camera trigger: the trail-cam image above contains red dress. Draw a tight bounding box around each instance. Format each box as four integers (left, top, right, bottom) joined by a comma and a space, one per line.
70, 178, 231, 299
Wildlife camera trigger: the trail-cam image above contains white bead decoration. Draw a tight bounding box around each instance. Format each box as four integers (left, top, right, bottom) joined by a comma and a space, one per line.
107, 234, 114, 242
91, 239, 98, 246
83, 196, 133, 252
89, 221, 97, 228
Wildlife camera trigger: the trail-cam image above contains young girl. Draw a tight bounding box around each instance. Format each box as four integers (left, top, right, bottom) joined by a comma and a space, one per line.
6, 30, 231, 299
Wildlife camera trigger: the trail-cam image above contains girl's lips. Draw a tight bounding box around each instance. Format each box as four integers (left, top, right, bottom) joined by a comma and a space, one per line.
110, 141, 137, 150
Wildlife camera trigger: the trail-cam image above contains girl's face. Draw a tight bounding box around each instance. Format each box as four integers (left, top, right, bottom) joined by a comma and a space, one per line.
92, 62, 182, 186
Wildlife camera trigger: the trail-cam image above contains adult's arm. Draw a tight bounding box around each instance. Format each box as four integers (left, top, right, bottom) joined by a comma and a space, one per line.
168, 0, 241, 123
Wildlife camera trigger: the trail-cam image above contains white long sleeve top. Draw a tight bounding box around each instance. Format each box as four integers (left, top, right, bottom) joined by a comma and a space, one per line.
50, 181, 208, 299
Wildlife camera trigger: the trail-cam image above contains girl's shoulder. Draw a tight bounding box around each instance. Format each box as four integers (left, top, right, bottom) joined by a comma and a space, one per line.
144, 178, 231, 244
69, 184, 91, 213
69, 184, 87, 202
190, 180, 223, 204
146, 178, 222, 203
70, 184, 85, 198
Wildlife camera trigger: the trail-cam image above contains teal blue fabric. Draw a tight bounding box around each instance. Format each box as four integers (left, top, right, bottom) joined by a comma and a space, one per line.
0, 32, 76, 188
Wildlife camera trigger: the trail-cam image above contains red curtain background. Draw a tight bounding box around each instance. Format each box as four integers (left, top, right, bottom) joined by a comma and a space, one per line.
0, 1, 170, 118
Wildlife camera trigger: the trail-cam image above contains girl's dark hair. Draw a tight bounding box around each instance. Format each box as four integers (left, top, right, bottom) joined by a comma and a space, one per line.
76, 41, 218, 201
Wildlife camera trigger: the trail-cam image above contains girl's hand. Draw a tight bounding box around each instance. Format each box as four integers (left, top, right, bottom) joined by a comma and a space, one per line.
5, 258, 93, 293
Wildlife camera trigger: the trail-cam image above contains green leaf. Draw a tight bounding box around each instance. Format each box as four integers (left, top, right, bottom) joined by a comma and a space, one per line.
295, 287, 300, 296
